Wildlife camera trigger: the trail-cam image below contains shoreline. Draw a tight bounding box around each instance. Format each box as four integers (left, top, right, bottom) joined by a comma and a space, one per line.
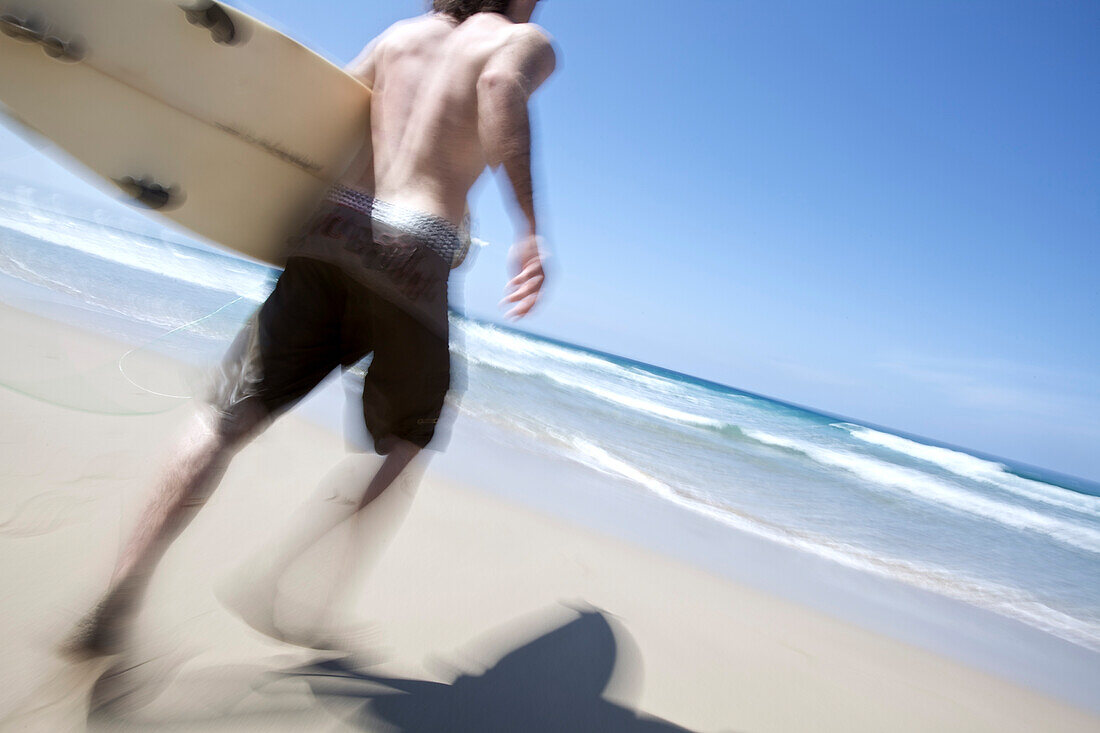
0, 300, 1097, 730
288, 360, 1100, 713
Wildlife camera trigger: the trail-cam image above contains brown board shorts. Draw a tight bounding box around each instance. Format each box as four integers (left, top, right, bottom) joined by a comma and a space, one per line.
208, 191, 459, 454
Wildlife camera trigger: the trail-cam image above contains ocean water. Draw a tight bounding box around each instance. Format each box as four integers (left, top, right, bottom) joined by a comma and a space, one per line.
1, 182, 1098, 654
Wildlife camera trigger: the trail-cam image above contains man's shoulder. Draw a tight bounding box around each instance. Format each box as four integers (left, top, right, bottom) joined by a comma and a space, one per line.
491, 22, 554, 67
508, 21, 553, 47
379, 14, 450, 46
507, 23, 557, 73
462, 12, 551, 45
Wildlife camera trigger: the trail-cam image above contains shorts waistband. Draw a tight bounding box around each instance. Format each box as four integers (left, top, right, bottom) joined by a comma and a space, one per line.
325, 185, 469, 269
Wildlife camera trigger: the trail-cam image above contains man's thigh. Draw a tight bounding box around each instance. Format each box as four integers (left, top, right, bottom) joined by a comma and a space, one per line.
209, 257, 353, 426
357, 290, 450, 454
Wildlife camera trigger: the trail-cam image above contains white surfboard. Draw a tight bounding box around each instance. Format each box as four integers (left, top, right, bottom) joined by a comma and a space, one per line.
0, 0, 372, 265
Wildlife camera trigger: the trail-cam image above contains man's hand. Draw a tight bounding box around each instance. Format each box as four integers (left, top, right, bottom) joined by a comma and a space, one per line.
500, 233, 546, 319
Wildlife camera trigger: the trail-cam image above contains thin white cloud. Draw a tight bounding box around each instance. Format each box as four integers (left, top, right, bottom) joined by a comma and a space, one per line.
876, 352, 1100, 428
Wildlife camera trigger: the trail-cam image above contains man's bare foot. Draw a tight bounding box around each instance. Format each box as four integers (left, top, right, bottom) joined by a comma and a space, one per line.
58, 595, 134, 661
87, 647, 187, 718
213, 574, 284, 643
215, 575, 375, 653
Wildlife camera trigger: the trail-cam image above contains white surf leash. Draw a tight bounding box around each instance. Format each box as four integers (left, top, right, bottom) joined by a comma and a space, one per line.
117, 296, 244, 400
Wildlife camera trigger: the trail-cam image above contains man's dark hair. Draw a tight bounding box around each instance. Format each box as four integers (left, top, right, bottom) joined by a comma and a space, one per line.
431, 0, 509, 23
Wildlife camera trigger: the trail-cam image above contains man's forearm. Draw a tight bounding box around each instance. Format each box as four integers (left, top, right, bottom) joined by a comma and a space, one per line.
479, 77, 538, 234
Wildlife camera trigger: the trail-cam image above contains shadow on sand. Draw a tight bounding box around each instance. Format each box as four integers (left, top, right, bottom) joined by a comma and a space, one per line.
79, 606, 705, 732
276, 607, 697, 732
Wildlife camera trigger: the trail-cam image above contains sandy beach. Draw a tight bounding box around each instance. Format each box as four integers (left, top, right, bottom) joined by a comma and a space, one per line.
0, 302, 1097, 732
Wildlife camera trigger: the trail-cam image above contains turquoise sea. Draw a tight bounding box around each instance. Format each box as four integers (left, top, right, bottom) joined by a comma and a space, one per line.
1, 181, 1098, 662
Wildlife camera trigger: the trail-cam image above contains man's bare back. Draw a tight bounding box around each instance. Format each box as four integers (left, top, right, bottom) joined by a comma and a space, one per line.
345, 8, 553, 226
342, 2, 555, 317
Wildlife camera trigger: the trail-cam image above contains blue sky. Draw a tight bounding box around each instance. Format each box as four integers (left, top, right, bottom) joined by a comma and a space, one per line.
1, 1, 1098, 481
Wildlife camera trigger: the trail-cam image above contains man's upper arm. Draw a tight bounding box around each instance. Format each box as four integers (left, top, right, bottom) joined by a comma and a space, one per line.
479, 26, 557, 100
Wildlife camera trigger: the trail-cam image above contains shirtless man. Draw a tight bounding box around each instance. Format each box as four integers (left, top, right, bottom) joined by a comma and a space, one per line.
66, 0, 555, 657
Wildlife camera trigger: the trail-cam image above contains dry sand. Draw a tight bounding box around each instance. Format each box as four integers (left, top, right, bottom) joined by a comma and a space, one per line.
0, 303, 1097, 732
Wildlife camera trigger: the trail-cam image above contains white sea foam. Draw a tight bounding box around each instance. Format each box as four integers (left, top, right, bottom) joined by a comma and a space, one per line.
745, 430, 1100, 554
0, 250, 186, 332
542, 371, 727, 429
457, 322, 747, 431
833, 423, 1100, 518
545, 431, 1100, 651
458, 319, 739, 410
0, 206, 273, 302
460, 320, 620, 374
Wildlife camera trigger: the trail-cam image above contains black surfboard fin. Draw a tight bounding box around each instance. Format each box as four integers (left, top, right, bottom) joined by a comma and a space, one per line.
0, 14, 84, 61
114, 176, 184, 211
181, 2, 238, 46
